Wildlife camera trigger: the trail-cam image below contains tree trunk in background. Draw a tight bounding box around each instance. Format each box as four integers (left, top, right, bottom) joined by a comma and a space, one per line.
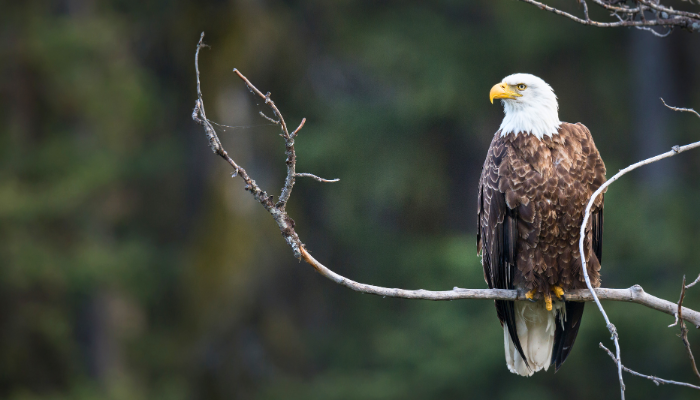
630, 28, 677, 192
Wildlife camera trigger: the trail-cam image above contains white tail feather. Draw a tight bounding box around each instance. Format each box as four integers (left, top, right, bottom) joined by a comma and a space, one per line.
504, 300, 565, 376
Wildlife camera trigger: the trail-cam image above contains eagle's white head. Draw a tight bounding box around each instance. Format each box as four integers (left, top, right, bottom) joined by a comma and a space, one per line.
490, 73, 561, 139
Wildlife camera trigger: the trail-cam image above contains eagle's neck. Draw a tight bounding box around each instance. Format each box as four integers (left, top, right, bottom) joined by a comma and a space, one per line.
499, 98, 561, 140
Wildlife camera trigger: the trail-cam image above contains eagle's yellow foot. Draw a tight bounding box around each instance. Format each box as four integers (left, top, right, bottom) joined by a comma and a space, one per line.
544, 291, 553, 311
551, 285, 565, 300
525, 288, 538, 302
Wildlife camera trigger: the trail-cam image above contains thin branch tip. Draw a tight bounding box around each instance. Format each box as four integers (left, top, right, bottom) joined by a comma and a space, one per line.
259, 111, 280, 124
197, 32, 209, 49
662, 98, 700, 119
686, 274, 700, 289
292, 118, 306, 137
296, 173, 340, 183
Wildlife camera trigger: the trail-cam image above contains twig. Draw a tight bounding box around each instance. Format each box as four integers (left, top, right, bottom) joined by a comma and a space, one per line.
192, 33, 302, 257
259, 111, 280, 125
675, 276, 700, 379
686, 274, 700, 289
590, 0, 640, 13
600, 343, 700, 390
295, 173, 340, 183
291, 118, 306, 138
661, 98, 700, 119
670, 312, 679, 328
579, 101, 700, 399
231, 69, 298, 210
635, 25, 673, 37
581, 0, 591, 21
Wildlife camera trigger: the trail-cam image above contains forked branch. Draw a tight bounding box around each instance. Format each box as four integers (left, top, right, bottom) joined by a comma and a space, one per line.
600, 343, 700, 390
578, 99, 700, 398
670, 275, 700, 380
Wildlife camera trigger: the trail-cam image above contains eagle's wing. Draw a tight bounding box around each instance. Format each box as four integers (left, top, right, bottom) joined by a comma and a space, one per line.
551, 206, 602, 371
593, 205, 603, 264
551, 123, 606, 371
478, 135, 529, 367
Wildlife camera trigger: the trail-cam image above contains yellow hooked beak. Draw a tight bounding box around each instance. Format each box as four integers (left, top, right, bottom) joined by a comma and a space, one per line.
490, 82, 522, 104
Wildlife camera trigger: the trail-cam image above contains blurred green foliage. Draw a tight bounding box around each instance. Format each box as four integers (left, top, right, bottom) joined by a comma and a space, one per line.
1, 1, 700, 399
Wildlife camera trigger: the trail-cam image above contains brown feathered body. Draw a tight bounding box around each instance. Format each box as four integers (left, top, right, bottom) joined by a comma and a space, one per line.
477, 122, 606, 375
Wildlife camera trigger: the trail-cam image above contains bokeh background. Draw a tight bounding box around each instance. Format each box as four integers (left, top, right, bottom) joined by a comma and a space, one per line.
2, 0, 700, 399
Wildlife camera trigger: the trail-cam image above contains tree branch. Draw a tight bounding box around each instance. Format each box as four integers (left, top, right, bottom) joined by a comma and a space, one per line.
300, 246, 700, 325
600, 343, 700, 390
230, 68, 298, 209
191, 32, 303, 258
578, 99, 700, 398
675, 276, 700, 380
687, 274, 700, 289
515, 0, 700, 34
661, 98, 700, 119
295, 173, 340, 183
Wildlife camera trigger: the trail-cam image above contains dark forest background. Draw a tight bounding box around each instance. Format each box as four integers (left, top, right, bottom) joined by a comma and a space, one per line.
2, 0, 700, 399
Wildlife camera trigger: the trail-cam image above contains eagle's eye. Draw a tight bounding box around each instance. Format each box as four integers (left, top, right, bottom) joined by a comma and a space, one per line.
517, 84, 527, 91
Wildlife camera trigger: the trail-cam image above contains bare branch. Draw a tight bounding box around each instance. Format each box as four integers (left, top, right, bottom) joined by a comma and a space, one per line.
291, 118, 306, 138
635, 25, 673, 37
192, 33, 302, 257
295, 173, 340, 183
675, 276, 700, 379
687, 274, 700, 289
638, 0, 700, 20
515, 0, 700, 34
670, 312, 680, 328
600, 343, 700, 390
662, 98, 700, 119
579, 100, 700, 398
232, 68, 298, 210
259, 111, 280, 125
297, 246, 700, 325
590, 0, 640, 13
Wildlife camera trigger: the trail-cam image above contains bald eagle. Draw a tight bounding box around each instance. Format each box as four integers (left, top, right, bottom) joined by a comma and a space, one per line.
477, 73, 606, 376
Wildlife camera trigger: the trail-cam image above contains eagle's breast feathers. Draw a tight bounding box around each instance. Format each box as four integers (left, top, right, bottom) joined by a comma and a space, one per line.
478, 122, 606, 294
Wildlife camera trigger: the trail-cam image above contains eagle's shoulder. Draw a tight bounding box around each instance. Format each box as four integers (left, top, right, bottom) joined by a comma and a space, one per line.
479, 131, 509, 191
557, 122, 600, 155
557, 122, 607, 193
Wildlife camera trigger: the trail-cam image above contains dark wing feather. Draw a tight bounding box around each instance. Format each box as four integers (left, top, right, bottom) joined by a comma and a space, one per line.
551, 124, 606, 372
494, 204, 528, 369
552, 205, 604, 371
593, 203, 604, 264
478, 137, 529, 368
551, 301, 585, 371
